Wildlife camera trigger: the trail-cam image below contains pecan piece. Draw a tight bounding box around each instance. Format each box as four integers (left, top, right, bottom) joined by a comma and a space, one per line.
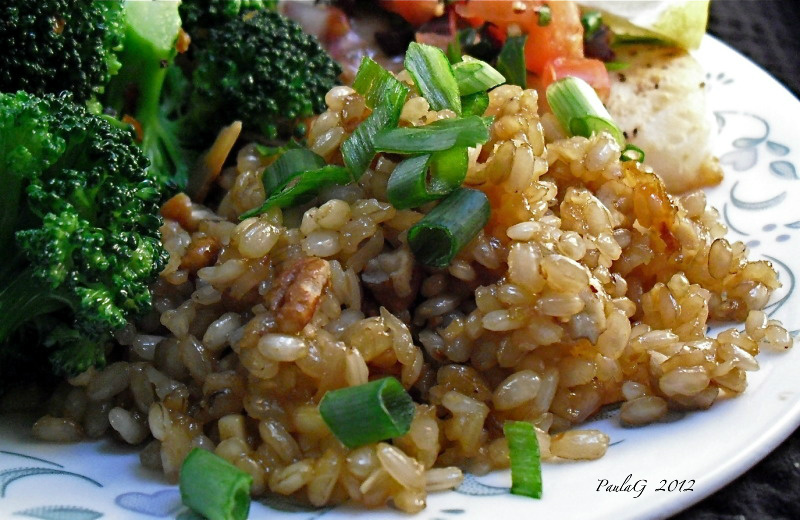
267, 257, 331, 333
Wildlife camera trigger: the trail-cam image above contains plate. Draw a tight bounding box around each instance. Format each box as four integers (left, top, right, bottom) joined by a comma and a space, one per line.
1, 35, 799, 520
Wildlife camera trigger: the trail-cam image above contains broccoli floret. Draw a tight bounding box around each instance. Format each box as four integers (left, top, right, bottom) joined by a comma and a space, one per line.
0, 0, 125, 107
179, 0, 277, 36
0, 91, 167, 381
187, 10, 342, 140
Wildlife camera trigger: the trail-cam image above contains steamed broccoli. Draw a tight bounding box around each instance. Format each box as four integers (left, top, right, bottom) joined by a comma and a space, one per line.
186, 10, 342, 140
0, 91, 167, 381
0, 0, 126, 107
179, 0, 277, 36
103, 0, 189, 190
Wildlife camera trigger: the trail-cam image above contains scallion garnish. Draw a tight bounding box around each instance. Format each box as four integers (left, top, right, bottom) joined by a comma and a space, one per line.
504, 421, 542, 499
461, 91, 490, 117
241, 148, 334, 218
405, 42, 462, 115
342, 57, 409, 178
319, 377, 415, 449
387, 147, 469, 210
373, 115, 492, 153
496, 34, 528, 89
244, 165, 352, 216
180, 448, 253, 520
581, 10, 603, 39
407, 187, 490, 268
604, 61, 630, 71
545, 76, 625, 146
536, 4, 552, 26
621, 143, 645, 162
453, 57, 506, 96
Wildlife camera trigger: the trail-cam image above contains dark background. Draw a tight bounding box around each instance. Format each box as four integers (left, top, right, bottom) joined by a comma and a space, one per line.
677, 1, 799, 519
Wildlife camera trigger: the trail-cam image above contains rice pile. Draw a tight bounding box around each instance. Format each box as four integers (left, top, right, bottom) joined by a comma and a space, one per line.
32, 74, 793, 512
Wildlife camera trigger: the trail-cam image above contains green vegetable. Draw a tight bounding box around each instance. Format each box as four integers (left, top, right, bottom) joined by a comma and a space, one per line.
621, 143, 645, 162
453, 57, 506, 97
407, 188, 490, 268
536, 4, 552, 26
104, 0, 189, 189
242, 149, 353, 218
179, 0, 277, 36
581, 10, 603, 40
387, 147, 469, 210
496, 34, 529, 89
461, 91, 490, 117
180, 448, 253, 520
373, 116, 492, 154
0, 91, 167, 387
342, 57, 409, 178
186, 10, 341, 141
545, 77, 625, 146
504, 421, 543, 499
319, 377, 415, 449
405, 42, 462, 115
0, 0, 126, 107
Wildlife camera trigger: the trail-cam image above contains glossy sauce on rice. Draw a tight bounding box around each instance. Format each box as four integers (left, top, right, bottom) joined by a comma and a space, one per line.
33, 76, 793, 513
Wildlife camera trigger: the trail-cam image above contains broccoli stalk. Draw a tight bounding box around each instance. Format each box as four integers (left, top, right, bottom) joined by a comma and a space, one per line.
0, 91, 167, 382
104, 0, 189, 190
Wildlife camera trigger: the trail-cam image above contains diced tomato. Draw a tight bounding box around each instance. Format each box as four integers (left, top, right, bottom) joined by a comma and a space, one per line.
454, 1, 585, 74
541, 57, 610, 100
380, 0, 444, 27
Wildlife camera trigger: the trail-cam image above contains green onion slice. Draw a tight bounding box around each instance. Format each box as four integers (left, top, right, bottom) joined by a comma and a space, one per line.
342, 57, 410, 178
260, 148, 325, 195
387, 147, 469, 210
496, 34, 528, 89
604, 61, 630, 71
243, 165, 352, 216
461, 91, 490, 117
405, 42, 462, 115
180, 448, 253, 520
536, 4, 552, 26
453, 57, 506, 96
407, 187, 489, 268
581, 10, 603, 39
373, 115, 492, 154
546, 76, 625, 146
352, 56, 404, 110
319, 377, 415, 449
504, 421, 542, 499
621, 143, 645, 162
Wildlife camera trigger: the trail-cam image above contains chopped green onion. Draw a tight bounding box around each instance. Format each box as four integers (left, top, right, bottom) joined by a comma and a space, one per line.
180, 448, 253, 520
536, 4, 552, 26
407, 187, 490, 268
496, 34, 528, 89
461, 91, 490, 117
604, 61, 630, 71
581, 10, 603, 40
319, 377, 415, 449
243, 165, 352, 217
373, 115, 492, 154
342, 57, 410, 178
260, 148, 326, 195
387, 147, 469, 209
453, 57, 506, 96
504, 421, 542, 499
405, 42, 462, 115
352, 56, 404, 110
546, 76, 625, 146
446, 32, 463, 64
621, 143, 645, 162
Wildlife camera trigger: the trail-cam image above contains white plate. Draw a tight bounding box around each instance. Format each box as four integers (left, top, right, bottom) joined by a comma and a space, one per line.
1, 35, 799, 520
